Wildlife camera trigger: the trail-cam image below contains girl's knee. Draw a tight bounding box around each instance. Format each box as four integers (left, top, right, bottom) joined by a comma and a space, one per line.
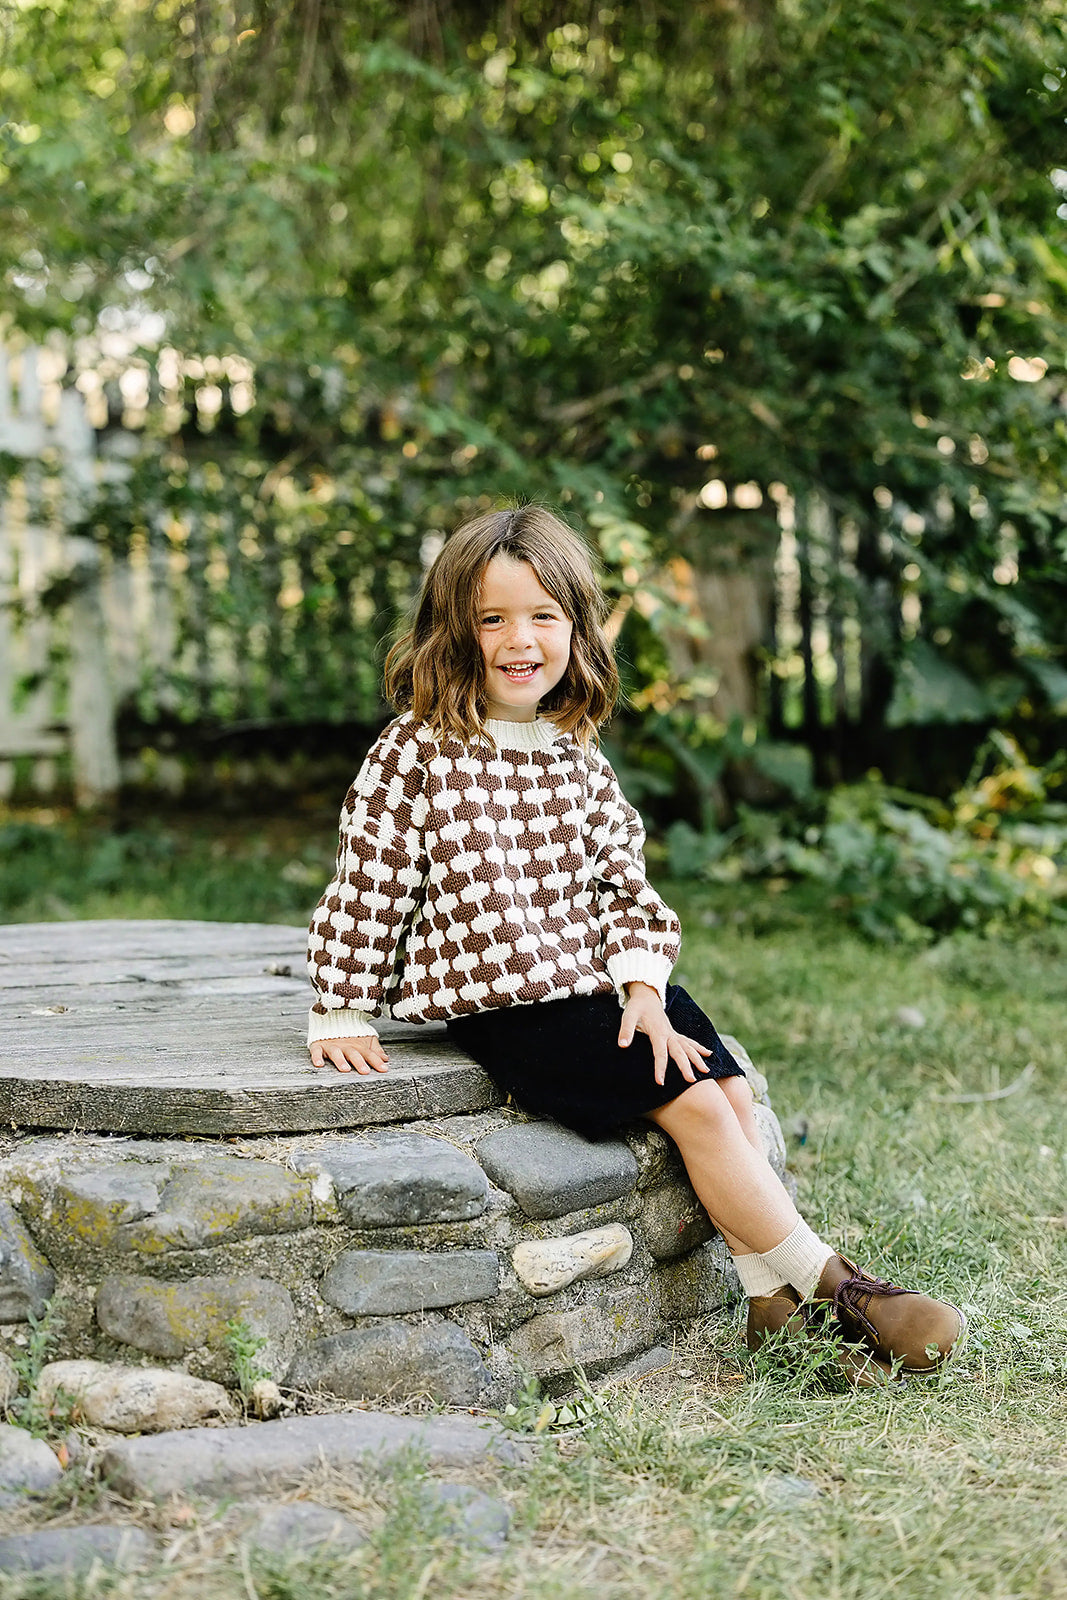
721, 1073, 755, 1113
661, 1076, 737, 1133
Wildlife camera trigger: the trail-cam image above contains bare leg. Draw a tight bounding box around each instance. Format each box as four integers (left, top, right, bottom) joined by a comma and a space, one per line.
646, 1077, 800, 1255
717, 1073, 764, 1154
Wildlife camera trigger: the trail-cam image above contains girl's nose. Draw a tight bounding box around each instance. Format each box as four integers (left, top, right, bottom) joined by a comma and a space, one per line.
505, 620, 534, 649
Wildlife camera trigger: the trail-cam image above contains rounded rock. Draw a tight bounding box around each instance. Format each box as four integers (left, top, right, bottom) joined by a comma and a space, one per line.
511, 1224, 633, 1296
0, 1423, 63, 1505
34, 1360, 235, 1433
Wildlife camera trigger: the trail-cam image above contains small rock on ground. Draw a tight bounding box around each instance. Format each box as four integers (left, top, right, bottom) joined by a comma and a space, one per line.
421, 1482, 511, 1551
0, 1423, 63, 1505
98, 1411, 520, 1500
762, 1473, 823, 1509
237, 1500, 366, 1556
34, 1359, 235, 1433
599, 1344, 676, 1387
0, 1526, 158, 1574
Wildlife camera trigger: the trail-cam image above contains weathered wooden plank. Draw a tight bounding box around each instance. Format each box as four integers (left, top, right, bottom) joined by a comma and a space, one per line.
0, 954, 311, 991
0, 920, 307, 959
0, 978, 313, 1014
0, 920, 490, 1134
3, 1036, 470, 1079
0, 995, 446, 1043
0, 1074, 423, 1136
0, 1048, 499, 1135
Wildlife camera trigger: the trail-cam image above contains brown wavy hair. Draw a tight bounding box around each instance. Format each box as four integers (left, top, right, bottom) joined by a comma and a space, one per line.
383, 505, 619, 747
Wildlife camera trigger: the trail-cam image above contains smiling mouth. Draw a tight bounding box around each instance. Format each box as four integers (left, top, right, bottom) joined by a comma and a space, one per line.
498, 663, 540, 680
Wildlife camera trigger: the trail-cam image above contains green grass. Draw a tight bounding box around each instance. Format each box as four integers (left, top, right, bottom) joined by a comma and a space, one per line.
2, 811, 1066, 1598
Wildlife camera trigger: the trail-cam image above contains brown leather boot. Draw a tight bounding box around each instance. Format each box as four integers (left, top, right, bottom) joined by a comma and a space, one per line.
813, 1255, 966, 1374
746, 1286, 897, 1390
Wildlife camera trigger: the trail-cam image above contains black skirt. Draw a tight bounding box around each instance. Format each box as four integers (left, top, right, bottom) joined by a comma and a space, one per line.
445, 983, 746, 1142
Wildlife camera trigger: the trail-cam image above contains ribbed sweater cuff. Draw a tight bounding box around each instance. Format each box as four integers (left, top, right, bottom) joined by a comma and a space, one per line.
306, 1007, 380, 1046
606, 950, 673, 1008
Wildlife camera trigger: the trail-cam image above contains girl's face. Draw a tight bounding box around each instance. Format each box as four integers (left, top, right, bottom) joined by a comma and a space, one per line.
477, 554, 573, 721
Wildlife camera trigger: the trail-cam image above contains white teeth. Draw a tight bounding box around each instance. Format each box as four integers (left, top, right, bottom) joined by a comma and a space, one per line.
501, 665, 537, 676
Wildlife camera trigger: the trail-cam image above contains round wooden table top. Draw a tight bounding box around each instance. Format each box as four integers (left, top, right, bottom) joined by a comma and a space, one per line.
0, 920, 497, 1137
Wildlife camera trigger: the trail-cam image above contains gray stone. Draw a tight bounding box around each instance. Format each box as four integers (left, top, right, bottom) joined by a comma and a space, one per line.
511, 1224, 633, 1296
45, 1165, 167, 1248
507, 1284, 660, 1379
0, 1423, 63, 1504
422, 1482, 511, 1551
95, 1273, 295, 1378
621, 1125, 675, 1189
720, 1034, 769, 1102
34, 1360, 236, 1433
762, 1472, 823, 1509
0, 1200, 56, 1320
289, 1321, 490, 1407
641, 1182, 715, 1261
0, 1351, 18, 1409
475, 1125, 638, 1220
599, 1344, 676, 1386
98, 1412, 519, 1500
0, 1525, 157, 1574
119, 1158, 312, 1251
239, 1501, 365, 1556
320, 1249, 500, 1315
753, 1103, 788, 1180
895, 1006, 926, 1030
654, 1241, 730, 1322
294, 1133, 489, 1227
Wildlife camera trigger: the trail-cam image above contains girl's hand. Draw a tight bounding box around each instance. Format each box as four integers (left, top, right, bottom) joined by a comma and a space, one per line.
618, 982, 712, 1087
309, 1036, 389, 1075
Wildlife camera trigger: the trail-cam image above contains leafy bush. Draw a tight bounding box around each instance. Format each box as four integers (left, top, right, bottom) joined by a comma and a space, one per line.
665, 736, 1067, 943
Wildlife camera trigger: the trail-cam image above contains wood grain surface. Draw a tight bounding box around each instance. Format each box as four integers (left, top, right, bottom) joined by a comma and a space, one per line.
0, 921, 499, 1135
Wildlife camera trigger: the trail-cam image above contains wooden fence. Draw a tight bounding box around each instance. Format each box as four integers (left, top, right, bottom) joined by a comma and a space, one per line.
1, 339, 919, 807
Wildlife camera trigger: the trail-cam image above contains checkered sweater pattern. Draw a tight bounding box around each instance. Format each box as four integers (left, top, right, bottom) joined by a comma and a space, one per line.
306, 714, 681, 1043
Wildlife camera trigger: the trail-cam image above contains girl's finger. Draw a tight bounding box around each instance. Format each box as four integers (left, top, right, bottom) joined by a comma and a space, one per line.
670, 1041, 697, 1083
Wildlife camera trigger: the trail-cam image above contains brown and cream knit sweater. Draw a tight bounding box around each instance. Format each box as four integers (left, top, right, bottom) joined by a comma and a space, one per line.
307, 714, 681, 1042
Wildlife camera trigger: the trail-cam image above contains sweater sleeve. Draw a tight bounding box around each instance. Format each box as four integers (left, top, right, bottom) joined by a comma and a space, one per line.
584, 749, 681, 1007
306, 719, 429, 1043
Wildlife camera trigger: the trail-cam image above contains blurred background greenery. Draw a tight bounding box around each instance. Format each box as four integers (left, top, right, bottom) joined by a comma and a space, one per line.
1, 0, 1066, 938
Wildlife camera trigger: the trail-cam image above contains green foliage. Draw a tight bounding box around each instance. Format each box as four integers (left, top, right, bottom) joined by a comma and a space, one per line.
6, 1308, 63, 1437
498, 1370, 608, 1434
663, 735, 1067, 941
222, 1318, 271, 1397
3, 0, 1067, 762
0, 813, 336, 924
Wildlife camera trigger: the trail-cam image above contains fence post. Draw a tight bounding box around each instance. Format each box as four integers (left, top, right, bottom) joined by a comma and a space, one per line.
66, 537, 121, 807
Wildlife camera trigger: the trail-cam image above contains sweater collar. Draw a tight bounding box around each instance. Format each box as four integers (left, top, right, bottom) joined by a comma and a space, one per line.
484, 717, 564, 752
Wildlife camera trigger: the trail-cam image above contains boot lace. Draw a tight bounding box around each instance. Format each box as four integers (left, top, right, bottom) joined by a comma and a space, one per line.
832, 1270, 909, 1343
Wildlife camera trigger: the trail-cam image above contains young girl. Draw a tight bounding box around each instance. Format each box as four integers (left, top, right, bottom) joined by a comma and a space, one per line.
306, 505, 965, 1386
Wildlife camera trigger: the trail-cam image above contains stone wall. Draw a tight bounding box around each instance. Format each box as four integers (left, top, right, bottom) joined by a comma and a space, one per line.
0, 1041, 786, 1409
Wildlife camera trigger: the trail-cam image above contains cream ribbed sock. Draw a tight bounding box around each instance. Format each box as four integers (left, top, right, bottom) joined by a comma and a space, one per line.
759, 1219, 836, 1301
731, 1250, 790, 1299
